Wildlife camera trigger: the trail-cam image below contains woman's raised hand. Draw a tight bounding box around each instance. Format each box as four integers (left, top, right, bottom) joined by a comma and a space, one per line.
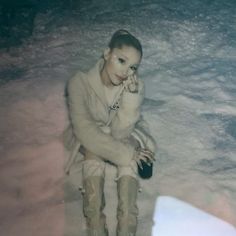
124, 74, 139, 93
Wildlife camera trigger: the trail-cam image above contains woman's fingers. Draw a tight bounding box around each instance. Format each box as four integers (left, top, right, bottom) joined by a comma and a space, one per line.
138, 155, 148, 162
139, 149, 155, 162
134, 148, 155, 167
136, 155, 152, 168
127, 74, 138, 93
136, 159, 143, 169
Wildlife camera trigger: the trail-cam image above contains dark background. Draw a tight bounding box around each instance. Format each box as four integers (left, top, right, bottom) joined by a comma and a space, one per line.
0, 0, 87, 48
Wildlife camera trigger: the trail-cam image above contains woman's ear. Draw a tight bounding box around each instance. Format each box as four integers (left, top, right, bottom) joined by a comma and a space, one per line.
103, 47, 111, 60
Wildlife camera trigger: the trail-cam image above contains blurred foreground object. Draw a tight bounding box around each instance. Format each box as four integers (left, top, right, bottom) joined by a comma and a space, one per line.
152, 196, 236, 236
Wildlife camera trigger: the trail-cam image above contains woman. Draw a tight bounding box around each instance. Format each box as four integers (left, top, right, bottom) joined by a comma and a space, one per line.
64, 29, 157, 236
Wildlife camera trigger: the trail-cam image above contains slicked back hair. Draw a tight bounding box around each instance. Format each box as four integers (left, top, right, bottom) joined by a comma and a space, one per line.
108, 29, 143, 57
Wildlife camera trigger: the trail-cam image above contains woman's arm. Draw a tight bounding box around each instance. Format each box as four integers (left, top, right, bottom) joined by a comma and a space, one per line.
133, 116, 157, 154
111, 79, 144, 139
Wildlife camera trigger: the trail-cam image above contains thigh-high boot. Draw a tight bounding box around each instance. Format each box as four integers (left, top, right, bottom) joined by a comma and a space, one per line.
83, 176, 108, 236
116, 176, 139, 236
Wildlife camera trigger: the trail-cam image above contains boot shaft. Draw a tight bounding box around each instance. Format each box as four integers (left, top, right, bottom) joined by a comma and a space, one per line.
117, 176, 139, 236
83, 176, 108, 235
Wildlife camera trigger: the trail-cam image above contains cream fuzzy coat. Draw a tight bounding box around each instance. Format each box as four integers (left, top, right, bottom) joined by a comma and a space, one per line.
64, 59, 156, 171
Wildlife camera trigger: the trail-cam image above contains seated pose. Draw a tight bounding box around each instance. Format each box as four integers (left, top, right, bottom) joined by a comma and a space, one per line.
64, 29, 157, 236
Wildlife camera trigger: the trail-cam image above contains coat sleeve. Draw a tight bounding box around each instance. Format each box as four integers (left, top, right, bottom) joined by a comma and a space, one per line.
67, 74, 135, 166
134, 115, 157, 154
110, 80, 144, 139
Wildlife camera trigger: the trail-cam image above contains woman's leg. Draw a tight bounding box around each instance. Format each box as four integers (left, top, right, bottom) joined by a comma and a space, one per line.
116, 161, 139, 236
82, 151, 108, 236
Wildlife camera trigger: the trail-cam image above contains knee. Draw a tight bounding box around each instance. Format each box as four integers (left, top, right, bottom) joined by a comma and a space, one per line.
117, 160, 138, 181
83, 159, 106, 179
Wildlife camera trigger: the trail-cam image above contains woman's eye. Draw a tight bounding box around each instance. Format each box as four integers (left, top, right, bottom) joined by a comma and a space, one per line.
130, 66, 137, 72
118, 58, 125, 64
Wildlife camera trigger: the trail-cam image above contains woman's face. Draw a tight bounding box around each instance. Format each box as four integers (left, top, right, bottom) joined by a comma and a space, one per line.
101, 45, 141, 87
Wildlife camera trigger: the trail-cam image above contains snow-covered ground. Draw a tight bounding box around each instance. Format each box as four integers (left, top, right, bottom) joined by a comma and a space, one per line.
0, 0, 236, 235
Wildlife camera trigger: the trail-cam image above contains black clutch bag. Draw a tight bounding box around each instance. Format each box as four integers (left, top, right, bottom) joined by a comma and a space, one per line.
138, 160, 153, 179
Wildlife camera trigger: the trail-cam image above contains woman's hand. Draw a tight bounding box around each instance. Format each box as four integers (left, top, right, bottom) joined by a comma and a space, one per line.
134, 148, 155, 169
124, 74, 139, 93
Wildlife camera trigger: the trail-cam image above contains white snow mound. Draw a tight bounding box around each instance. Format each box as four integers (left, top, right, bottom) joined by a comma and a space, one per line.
152, 196, 236, 236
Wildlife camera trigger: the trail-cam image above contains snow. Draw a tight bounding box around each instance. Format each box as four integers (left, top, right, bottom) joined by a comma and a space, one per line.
0, 0, 236, 235
152, 196, 236, 236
